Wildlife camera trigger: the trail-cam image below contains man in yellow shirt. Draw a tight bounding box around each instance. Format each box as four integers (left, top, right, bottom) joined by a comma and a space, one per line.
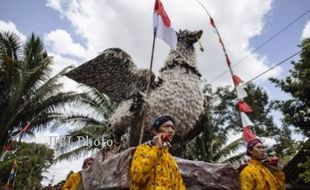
62, 157, 94, 190
129, 115, 186, 190
240, 138, 286, 190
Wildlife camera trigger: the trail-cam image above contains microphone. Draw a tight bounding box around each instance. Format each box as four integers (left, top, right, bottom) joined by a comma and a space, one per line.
161, 133, 172, 147
263, 156, 279, 166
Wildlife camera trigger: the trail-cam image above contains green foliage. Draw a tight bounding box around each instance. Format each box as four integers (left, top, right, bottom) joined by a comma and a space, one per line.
187, 82, 279, 164
270, 38, 310, 137
0, 142, 54, 189
270, 38, 310, 183
187, 84, 244, 164
299, 157, 310, 183
0, 31, 83, 150
298, 141, 310, 183
229, 83, 279, 136
266, 125, 300, 167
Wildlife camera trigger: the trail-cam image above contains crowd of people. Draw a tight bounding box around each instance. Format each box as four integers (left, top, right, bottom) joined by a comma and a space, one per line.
41, 115, 285, 190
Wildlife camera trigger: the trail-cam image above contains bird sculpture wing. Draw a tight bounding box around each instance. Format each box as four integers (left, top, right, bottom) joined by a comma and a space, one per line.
66, 48, 154, 102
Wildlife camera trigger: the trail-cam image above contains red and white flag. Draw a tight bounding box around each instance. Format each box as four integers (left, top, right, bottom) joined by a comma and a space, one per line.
236, 85, 247, 100
232, 75, 243, 86
240, 112, 254, 127
238, 101, 253, 113
153, 0, 177, 49
243, 126, 256, 142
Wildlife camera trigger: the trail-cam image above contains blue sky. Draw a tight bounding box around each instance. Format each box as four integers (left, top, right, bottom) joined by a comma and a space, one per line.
250, 0, 310, 82
1, 0, 310, 185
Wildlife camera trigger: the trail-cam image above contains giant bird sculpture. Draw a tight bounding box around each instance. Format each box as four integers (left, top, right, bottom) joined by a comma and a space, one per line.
66, 30, 205, 150
65, 30, 241, 190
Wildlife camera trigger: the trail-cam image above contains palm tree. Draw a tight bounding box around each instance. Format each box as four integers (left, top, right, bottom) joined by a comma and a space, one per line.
55, 87, 117, 161
187, 123, 245, 164
0, 31, 83, 151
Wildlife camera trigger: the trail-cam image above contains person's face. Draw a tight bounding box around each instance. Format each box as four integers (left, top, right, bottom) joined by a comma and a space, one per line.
249, 142, 266, 160
158, 120, 176, 138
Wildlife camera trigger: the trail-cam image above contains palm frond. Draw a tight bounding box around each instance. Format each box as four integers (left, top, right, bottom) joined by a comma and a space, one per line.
221, 152, 246, 165
25, 112, 65, 132
22, 57, 51, 96
0, 31, 22, 60
69, 125, 106, 140
75, 89, 116, 116
55, 124, 107, 153
23, 33, 47, 69
213, 137, 243, 161
27, 65, 73, 101
61, 115, 102, 126
55, 145, 94, 162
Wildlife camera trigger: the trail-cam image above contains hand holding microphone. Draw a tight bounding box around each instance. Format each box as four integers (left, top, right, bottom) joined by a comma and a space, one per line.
161, 133, 172, 142
263, 155, 281, 172
153, 133, 172, 147
268, 156, 279, 166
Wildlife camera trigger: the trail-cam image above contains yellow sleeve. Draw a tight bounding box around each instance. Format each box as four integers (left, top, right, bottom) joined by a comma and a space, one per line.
273, 170, 286, 190
240, 167, 255, 190
129, 144, 162, 185
62, 172, 81, 190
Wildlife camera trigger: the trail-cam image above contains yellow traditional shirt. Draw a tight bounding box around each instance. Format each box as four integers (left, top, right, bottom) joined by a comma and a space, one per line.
62, 172, 81, 190
129, 143, 186, 190
240, 160, 286, 190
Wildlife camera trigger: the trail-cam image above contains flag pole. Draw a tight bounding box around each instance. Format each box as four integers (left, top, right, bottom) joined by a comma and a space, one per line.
139, 30, 157, 145
196, 0, 256, 142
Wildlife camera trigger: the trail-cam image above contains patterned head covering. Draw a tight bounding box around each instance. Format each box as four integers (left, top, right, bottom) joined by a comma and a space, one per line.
247, 138, 262, 149
152, 115, 175, 129
246, 138, 263, 155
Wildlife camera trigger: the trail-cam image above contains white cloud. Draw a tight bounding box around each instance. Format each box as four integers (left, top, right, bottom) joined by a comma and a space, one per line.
0, 20, 26, 42
233, 52, 282, 84
44, 0, 276, 87
301, 20, 310, 40
49, 52, 77, 72
44, 29, 88, 59
47, 52, 81, 92
45, 0, 63, 14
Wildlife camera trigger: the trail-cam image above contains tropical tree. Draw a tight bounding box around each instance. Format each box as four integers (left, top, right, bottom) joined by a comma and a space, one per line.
0, 31, 83, 151
268, 125, 299, 167
298, 140, 310, 183
0, 142, 54, 190
187, 82, 279, 164
55, 87, 117, 161
270, 38, 310, 181
270, 38, 310, 137
225, 83, 279, 137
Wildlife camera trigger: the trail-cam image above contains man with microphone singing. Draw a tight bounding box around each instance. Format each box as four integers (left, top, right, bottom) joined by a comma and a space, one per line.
240, 138, 286, 190
129, 115, 186, 190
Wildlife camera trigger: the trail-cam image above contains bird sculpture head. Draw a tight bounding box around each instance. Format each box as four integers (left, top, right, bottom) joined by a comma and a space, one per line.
163, 29, 203, 69
177, 29, 203, 49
